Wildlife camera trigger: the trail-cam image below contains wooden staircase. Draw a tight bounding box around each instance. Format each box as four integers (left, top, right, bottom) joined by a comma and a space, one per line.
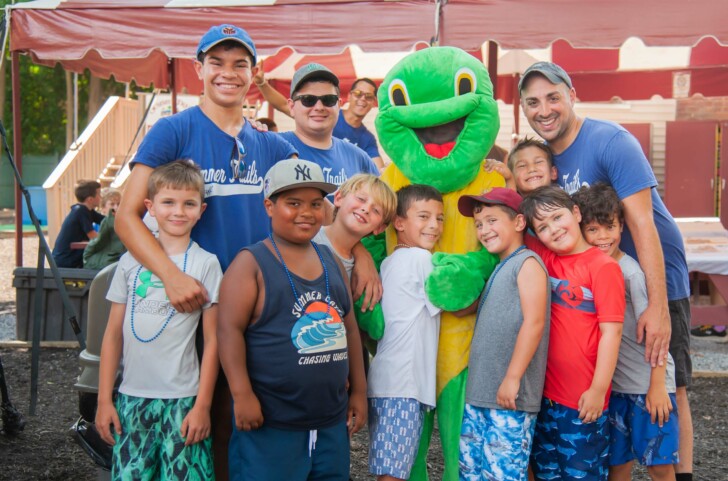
98, 155, 127, 187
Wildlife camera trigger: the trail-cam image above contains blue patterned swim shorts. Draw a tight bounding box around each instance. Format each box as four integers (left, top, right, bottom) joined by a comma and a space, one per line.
459, 403, 536, 481
368, 397, 426, 479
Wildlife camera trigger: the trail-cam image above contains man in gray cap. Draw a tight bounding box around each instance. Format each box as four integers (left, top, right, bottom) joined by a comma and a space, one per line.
519, 61, 693, 481
255, 65, 385, 169
277, 63, 379, 189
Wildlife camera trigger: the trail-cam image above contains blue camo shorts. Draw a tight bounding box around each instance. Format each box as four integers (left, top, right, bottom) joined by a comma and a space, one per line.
609, 391, 680, 466
368, 397, 426, 479
459, 403, 537, 481
530, 398, 609, 481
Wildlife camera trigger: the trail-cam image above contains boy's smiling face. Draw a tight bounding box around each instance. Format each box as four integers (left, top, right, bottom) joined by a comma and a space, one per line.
265, 187, 326, 244
473, 204, 525, 259
511, 145, 557, 194
582, 217, 623, 260
393, 199, 444, 251
532, 204, 589, 255
333, 186, 387, 237
144, 187, 205, 238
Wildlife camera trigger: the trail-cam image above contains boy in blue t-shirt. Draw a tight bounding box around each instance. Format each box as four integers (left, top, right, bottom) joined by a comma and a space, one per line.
573, 183, 680, 481
52, 179, 104, 268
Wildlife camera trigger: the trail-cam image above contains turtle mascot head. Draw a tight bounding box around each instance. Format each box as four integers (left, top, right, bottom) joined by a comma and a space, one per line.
375, 46, 500, 192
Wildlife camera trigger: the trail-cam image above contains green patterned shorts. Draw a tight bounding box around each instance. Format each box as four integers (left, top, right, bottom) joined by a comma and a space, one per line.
112, 393, 214, 481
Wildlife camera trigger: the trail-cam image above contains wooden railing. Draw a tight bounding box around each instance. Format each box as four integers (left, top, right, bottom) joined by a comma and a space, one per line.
43, 96, 145, 244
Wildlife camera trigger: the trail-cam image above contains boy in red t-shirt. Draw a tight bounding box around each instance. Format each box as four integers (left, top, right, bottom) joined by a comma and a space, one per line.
520, 185, 625, 481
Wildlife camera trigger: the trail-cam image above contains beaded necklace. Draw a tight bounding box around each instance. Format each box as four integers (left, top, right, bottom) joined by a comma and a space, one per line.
476, 245, 527, 319
269, 234, 331, 318
130, 240, 192, 343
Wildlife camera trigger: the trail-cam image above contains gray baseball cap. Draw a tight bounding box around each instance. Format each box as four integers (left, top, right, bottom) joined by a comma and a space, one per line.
519, 62, 573, 92
263, 158, 337, 199
290, 63, 339, 96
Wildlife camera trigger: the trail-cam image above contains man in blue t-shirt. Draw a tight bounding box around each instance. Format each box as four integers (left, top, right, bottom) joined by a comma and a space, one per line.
254, 68, 385, 170
116, 24, 296, 481
274, 63, 379, 187
332, 78, 384, 169
519, 61, 694, 481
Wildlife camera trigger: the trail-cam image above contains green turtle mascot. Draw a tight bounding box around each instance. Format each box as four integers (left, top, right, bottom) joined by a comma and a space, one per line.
369, 46, 503, 480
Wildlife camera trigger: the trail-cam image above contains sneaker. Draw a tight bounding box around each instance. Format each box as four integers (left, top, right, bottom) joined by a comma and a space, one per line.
691, 325, 728, 337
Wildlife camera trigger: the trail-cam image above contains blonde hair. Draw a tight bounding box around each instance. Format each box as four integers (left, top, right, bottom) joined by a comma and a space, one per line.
148, 160, 205, 201
336, 174, 397, 226
100, 187, 121, 206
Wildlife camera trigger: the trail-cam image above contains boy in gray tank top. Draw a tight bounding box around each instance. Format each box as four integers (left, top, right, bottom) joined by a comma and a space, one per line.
573, 183, 679, 481
456, 187, 550, 481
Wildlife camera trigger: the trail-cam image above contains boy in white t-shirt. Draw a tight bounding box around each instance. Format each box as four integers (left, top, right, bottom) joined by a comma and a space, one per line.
367, 184, 445, 481
96, 160, 223, 479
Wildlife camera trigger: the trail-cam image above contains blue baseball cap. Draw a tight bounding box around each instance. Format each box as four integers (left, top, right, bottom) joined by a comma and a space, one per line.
197, 24, 257, 65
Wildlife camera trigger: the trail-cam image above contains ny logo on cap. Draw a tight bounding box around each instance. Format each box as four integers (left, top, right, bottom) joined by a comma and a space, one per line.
294, 164, 312, 181
222, 26, 236, 35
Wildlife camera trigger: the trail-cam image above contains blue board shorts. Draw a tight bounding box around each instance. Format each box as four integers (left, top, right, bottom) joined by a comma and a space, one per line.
459, 403, 537, 481
530, 398, 609, 481
228, 420, 349, 481
608, 391, 680, 466
368, 397, 427, 480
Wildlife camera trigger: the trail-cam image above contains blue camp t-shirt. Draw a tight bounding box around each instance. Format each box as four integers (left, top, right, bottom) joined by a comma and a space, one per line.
279, 131, 379, 190
553, 118, 690, 301
132, 106, 297, 271
332, 114, 380, 159
52, 204, 105, 268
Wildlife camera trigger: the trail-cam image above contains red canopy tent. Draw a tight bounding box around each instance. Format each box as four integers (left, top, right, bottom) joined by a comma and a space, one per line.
6, 0, 728, 262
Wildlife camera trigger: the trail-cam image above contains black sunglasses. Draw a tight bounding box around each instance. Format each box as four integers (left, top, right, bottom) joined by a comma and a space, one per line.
292, 94, 339, 108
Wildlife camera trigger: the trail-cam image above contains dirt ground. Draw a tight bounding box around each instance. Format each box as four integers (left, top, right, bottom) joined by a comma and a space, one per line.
1, 347, 727, 481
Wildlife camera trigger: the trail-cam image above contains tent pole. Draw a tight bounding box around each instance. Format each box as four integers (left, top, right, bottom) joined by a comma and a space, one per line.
487, 41, 498, 100
513, 74, 520, 138
169, 58, 177, 114
12, 51, 23, 267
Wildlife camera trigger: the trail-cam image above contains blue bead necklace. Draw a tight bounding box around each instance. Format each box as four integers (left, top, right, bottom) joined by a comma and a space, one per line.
130, 240, 192, 343
476, 245, 527, 320
269, 234, 331, 318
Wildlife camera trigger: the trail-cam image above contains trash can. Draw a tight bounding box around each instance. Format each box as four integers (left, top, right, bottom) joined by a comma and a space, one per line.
13, 267, 99, 341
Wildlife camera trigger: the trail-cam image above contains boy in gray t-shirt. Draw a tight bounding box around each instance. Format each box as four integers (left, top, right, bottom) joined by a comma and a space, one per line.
457, 187, 550, 481
574, 183, 679, 481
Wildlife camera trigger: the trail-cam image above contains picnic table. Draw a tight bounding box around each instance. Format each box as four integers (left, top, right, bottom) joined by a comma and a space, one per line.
676, 217, 728, 326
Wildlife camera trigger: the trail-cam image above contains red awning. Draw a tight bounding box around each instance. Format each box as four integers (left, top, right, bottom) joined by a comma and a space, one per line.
8, 0, 728, 92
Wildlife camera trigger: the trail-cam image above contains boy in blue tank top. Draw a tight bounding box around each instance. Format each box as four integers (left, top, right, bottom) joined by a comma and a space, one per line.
218, 158, 367, 481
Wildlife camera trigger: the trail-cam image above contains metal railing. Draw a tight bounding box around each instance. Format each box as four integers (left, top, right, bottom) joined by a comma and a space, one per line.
43, 96, 145, 244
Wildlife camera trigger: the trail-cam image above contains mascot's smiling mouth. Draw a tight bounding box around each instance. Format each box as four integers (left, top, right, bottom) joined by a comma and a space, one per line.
414, 117, 466, 159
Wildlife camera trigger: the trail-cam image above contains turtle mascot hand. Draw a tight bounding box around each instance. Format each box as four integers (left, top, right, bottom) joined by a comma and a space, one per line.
374, 46, 502, 481
426, 248, 499, 311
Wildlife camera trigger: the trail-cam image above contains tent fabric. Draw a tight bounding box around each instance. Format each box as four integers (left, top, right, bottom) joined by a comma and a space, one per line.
442, 0, 728, 49
7, 0, 728, 99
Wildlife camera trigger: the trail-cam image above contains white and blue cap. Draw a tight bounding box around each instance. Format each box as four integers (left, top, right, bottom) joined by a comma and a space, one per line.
197, 24, 257, 65
264, 159, 337, 199
519, 61, 573, 91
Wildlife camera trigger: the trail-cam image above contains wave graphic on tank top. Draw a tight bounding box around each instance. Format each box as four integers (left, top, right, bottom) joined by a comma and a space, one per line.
291, 301, 347, 354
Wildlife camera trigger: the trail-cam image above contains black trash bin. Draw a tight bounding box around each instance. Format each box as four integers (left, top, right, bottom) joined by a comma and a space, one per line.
12, 267, 98, 342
